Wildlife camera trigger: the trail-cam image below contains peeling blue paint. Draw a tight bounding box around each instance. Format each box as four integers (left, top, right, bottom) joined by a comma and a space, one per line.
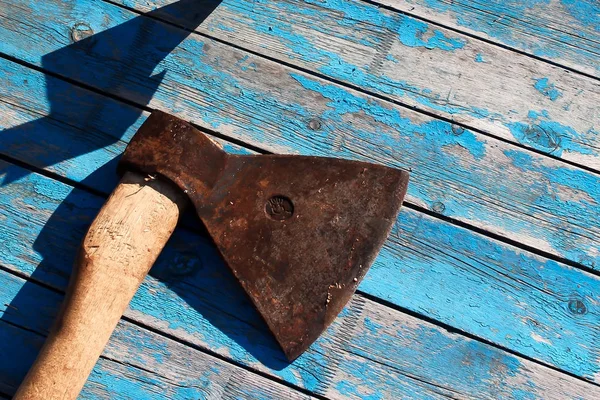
214, 21, 235, 33
343, 308, 568, 398
560, 0, 600, 30
423, 0, 598, 71
302, 0, 398, 31
1, 1, 600, 395
296, 0, 465, 52
290, 73, 486, 161
224, 0, 596, 163
506, 110, 592, 156
528, 110, 550, 119
222, 0, 490, 123
471, 106, 491, 118
533, 77, 562, 101
398, 17, 466, 51
503, 149, 599, 268
364, 208, 600, 380
333, 357, 421, 399
363, 317, 383, 333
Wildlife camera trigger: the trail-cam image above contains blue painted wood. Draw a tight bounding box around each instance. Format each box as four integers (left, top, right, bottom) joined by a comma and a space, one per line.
0, 273, 313, 399
0, 1, 599, 273
1, 119, 599, 388
1, 0, 599, 396
375, 0, 600, 77
0, 219, 597, 398
1, 13, 599, 381
109, 0, 600, 168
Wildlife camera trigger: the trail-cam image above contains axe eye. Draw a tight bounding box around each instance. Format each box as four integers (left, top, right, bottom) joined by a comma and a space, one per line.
265, 196, 294, 221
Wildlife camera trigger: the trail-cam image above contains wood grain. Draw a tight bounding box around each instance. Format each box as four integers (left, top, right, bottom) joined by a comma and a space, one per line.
1, 159, 599, 386
1, 0, 599, 395
14, 172, 185, 400
1, 46, 599, 380
0, 276, 314, 399
0, 7, 598, 272
375, 0, 600, 78
1, 260, 598, 399
106, 0, 600, 169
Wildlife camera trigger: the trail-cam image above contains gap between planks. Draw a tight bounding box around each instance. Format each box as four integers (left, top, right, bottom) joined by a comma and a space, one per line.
1, 0, 596, 276
1, 0, 600, 384
1, 254, 598, 399
368, 0, 600, 80
1, 52, 600, 378
1, 155, 599, 388
0, 277, 320, 399
102, 0, 600, 171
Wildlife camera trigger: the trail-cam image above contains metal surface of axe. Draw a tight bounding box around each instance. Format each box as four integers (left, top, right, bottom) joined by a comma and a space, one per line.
15, 111, 409, 399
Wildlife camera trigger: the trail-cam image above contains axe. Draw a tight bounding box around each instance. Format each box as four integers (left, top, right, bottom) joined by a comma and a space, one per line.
15, 111, 409, 399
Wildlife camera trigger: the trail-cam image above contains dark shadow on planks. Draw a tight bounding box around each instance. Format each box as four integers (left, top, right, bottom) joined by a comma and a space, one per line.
0, 0, 291, 392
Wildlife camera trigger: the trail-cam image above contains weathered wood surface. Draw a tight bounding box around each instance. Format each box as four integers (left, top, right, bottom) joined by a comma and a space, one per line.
2, 155, 599, 387
0, 273, 315, 400
375, 0, 600, 78
1, 23, 600, 381
1, 0, 599, 274
14, 172, 185, 400
108, 0, 600, 169
0, 58, 600, 379
2, 0, 599, 398
1, 223, 599, 399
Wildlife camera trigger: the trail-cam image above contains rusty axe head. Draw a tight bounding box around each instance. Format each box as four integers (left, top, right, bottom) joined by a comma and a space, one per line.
119, 111, 409, 360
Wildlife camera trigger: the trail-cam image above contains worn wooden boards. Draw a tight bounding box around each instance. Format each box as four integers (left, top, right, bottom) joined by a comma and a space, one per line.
12, 171, 186, 400
1, 0, 599, 397
3, 57, 600, 382
1, 161, 599, 398
0, 272, 314, 399
2, 0, 597, 377
376, 0, 600, 78
1, 0, 599, 274
108, 0, 600, 169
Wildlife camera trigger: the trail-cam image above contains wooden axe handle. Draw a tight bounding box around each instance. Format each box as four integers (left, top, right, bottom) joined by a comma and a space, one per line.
14, 171, 186, 400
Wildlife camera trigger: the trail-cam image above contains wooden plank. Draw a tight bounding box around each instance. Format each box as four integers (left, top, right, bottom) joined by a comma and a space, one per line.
374, 0, 600, 78
1, 331, 311, 400
0, 275, 314, 399
1, 251, 598, 399
104, 0, 600, 169
0, 4, 598, 272
1, 158, 599, 385
1, 27, 600, 381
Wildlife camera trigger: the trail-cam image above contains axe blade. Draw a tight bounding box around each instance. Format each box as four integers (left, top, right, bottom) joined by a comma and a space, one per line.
120, 111, 409, 360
